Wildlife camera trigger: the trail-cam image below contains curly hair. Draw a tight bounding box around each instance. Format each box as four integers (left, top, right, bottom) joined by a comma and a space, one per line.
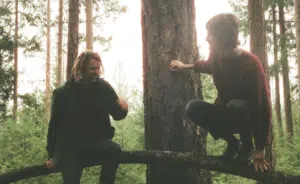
206, 13, 240, 48
71, 51, 104, 82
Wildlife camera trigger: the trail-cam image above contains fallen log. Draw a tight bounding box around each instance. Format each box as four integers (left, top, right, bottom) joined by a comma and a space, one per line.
0, 150, 299, 184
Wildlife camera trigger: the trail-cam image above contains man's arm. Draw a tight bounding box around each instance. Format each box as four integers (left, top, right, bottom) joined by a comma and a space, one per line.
103, 80, 128, 120
46, 87, 67, 160
169, 52, 214, 74
193, 58, 212, 74
46, 90, 60, 159
244, 56, 271, 151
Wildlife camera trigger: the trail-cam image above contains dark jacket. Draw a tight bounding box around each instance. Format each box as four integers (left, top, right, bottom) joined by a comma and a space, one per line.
194, 50, 272, 150
46, 78, 128, 160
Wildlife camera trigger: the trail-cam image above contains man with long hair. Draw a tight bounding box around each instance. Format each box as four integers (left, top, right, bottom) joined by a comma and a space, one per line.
46, 51, 128, 183
169, 13, 271, 172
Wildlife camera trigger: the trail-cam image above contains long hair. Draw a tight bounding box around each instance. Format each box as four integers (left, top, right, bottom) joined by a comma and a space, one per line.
71, 51, 104, 82
206, 13, 240, 49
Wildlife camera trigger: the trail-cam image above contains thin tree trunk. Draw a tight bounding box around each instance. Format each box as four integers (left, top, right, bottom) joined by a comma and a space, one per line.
248, 0, 275, 174
56, 0, 63, 87
294, 0, 300, 102
141, 0, 211, 183
86, 0, 93, 50
279, 0, 294, 138
66, 0, 80, 80
45, 0, 51, 122
272, 4, 283, 136
13, 0, 18, 120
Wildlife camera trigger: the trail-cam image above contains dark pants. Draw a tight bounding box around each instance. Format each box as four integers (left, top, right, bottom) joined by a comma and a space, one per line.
60, 139, 121, 184
186, 99, 254, 149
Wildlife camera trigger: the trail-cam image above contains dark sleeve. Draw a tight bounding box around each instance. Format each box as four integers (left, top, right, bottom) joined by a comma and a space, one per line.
103, 80, 128, 120
194, 51, 215, 74
244, 57, 271, 150
46, 90, 61, 159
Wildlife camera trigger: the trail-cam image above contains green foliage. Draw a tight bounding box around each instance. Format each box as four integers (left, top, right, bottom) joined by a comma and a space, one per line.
18, 91, 47, 124
0, 64, 14, 122
0, 0, 45, 53
228, 0, 249, 43
0, 0, 46, 121
0, 7, 14, 122
201, 74, 217, 103
76, 0, 127, 51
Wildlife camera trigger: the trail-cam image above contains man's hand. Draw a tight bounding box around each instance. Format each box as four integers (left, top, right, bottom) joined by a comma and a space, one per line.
253, 149, 269, 172
169, 60, 189, 72
46, 159, 55, 170
117, 98, 128, 111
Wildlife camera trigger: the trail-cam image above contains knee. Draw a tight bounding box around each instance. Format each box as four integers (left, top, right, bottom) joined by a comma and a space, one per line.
226, 99, 248, 109
185, 99, 203, 120
104, 140, 122, 154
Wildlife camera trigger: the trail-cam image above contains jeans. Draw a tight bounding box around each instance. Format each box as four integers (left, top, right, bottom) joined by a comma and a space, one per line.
59, 139, 121, 184
185, 99, 254, 149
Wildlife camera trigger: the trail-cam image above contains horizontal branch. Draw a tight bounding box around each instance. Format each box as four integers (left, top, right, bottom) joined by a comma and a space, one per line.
0, 150, 299, 184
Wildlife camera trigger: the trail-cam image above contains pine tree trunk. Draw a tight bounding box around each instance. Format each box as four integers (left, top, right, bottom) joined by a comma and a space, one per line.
86, 0, 93, 50
66, 0, 80, 80
248, 0, 269, 79
56, 0, 63, 87
272, 4, 283, 136
294, 0, 300, 102
141, 0, 211, 183
248, 0, 275, 176
279, 0, 294, 138
45, 0, 51, 122
13, 0, 18, 120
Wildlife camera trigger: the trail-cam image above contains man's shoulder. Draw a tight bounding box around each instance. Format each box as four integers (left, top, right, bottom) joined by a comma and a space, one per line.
96, 78, 113, 89
240, 49, 261, 65
53, 83, 70, 94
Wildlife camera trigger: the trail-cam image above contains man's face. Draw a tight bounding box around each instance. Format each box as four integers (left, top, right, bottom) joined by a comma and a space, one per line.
205, 31, 218, 51
82, 59, 101, 81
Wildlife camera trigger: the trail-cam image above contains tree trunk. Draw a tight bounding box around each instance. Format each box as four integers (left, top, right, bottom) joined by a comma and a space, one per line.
45, 0, 51, 122
141, 0, 211, 184
279, 0, 294, 138
248, 0, 275, 175
272, 4, 283, 136
294, 0, 300, 102
66, 0, 80, 80
56, 0, 63, 87
86, 0, 93, 50
13, 0, 18, 120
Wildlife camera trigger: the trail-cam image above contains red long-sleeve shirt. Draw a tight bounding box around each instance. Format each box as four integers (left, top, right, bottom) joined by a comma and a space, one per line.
194, 49, 272, 150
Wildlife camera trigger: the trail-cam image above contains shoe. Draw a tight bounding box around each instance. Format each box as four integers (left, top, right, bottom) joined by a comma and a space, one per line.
234, 146, 254, 165
220, 140, 241, 162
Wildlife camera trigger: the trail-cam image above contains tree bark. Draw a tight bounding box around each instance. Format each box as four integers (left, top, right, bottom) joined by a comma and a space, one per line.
248, 0, 269, 82
45, 0, 51, 122
294, 0, 300, 102
279, 0, 294, 138
272, 4, 283, 136
86, 0, 93, 50
56, 0, 63, 87
248, 0, 275, 174
141, 0, 211, 183
66, 0, 80, 80
0, 151, 299, 184
13, 0, 18, 120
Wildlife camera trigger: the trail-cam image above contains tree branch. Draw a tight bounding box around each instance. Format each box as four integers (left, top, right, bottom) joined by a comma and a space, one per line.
0, 150, 299, 184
